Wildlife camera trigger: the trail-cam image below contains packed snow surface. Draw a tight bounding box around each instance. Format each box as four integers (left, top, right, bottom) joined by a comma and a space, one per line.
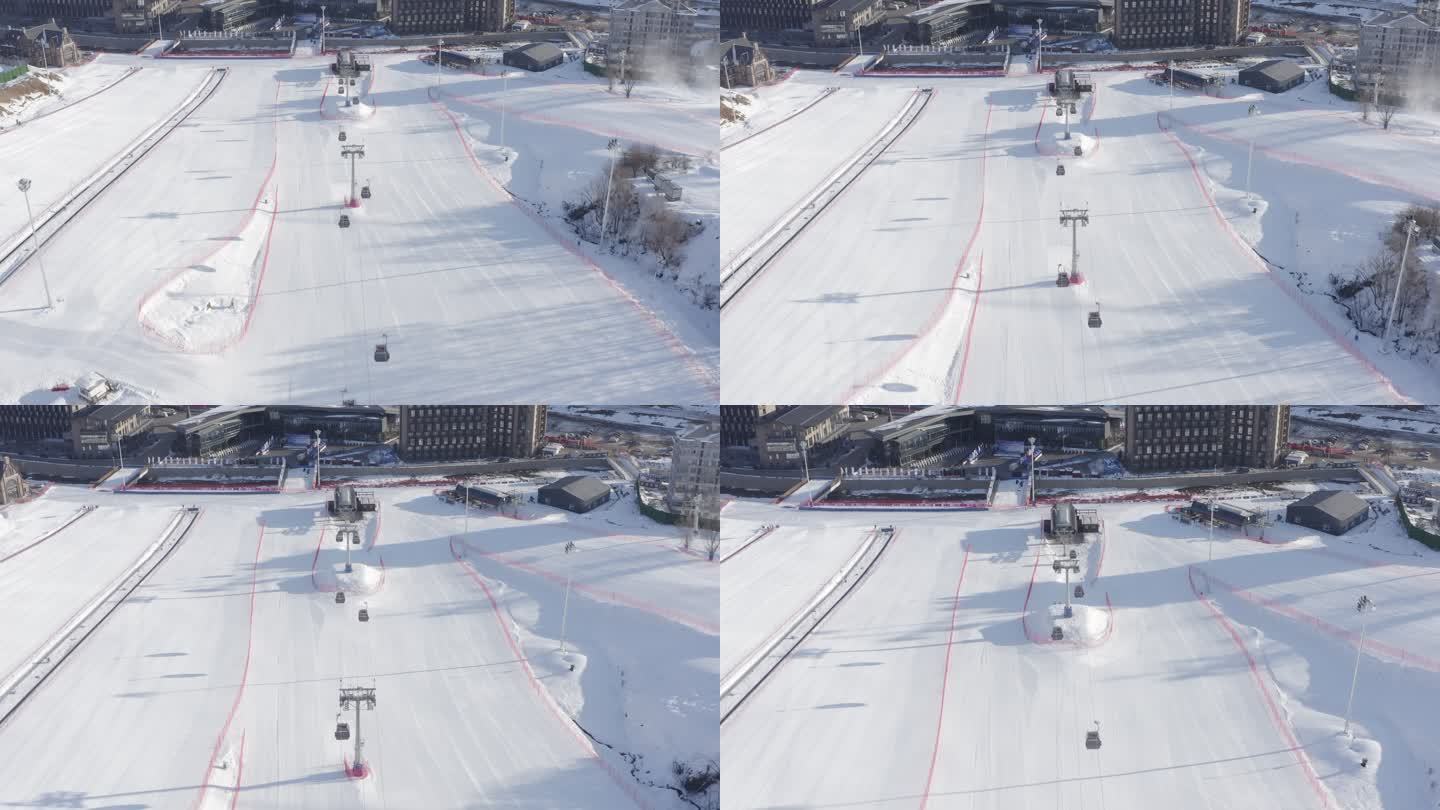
0, 53, 717, 403
0, 480, 716, 809
721, 491, 1440, 810
720, 68, 1440, 404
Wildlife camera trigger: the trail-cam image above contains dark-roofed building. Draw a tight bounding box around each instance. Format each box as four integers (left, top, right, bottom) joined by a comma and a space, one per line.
538, 475, 612, 513
0, 455, 27, 505
0, 20, 79, 68
397, 405, 546, 462
1287, 490, 1369, 535
812, 0, 884, 45
754, 406, 850, 468
503, 41, 563, 71
71, 405, 150, 459
176, 406, 388, 457
1238, 59, 1305, 93
720, 36, 775, 87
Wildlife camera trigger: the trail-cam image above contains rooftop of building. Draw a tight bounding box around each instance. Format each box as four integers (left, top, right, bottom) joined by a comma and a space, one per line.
1289, 489, 1369, 522
772, 406, 846, 430
1241, 58, 1305, 83
541, 474, 612, 501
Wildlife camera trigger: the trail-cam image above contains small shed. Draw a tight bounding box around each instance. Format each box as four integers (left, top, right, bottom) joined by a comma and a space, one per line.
538, 475, 612, 513
1286, 490, 1368, 535
503, 42, 564, 72
1239, 59, 1306, 94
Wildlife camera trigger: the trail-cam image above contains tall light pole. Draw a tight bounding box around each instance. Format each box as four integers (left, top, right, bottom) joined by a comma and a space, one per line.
598, 138, 619, 249
1245, 104, 1260, 199
435, 38, 443, 90
1208, 498, 1216, 563
16, 179, 52, 310
319, 5, 326, 53
1381, 219, 1418, 352
559, 540, 577, 653
1343, 595, 1376, 737
499, 68, 509, 156
1168, 60, 1175, 111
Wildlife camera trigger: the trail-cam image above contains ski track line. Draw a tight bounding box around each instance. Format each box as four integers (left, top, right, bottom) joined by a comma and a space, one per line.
449, 540, 657, 810
950, 254, 987, 402
1203, 568, 1440, 673
918, 545, 970, 810
429, 93, 718, 397
0, 505, 94, 565
720, 524, 777, 563
1157, 112, 1410, 404
229, 731, 247, 810
137, 81, 282, 354
722, 86, 837, 152
456, 536, 716, 634
0, 66, 143, 133
192, 522, 266, 810
1188, 566, 1334, 810
841, 101, 993, 405
450, 92, 698, 157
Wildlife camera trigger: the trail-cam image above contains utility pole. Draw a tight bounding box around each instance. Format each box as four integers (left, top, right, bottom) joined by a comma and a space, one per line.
598, 138, 619, 249
338, 686, 376, 777
1059, 207, 1089, 285
1343, 595, 1376, 736
1382, 219, 1418, 352
1208, 498, 1216, 564
1245, 104, 1260, 199
499, 67, 509, 155
559, 541, 577, 653
340, 141, 365, 207
1168, 60, 1175, 111
16, 179, 52, 310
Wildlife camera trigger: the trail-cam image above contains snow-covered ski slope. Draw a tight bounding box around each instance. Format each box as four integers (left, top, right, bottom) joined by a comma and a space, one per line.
721, 494, 1440, 810
0, 482, 717, 809
720, 69, 1440, 405
0, 54, 717, 403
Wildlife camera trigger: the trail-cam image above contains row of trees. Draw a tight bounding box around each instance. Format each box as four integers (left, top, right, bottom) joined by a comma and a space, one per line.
1330, 205, 1440, 356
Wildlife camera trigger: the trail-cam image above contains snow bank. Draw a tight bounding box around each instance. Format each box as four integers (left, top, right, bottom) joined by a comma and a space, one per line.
138, 183, 278, 352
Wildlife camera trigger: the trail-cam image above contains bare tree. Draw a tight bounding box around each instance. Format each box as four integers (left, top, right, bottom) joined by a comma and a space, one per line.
705, 534, 720, 561
1380, 102, 1399, 130
624, 80, 636, 98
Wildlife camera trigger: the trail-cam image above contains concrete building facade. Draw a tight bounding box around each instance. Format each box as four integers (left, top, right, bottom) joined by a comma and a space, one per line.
397, 405, 546, 462
720, 35, 775, 86
1113, 0, 1248, 49
753, 406, 851, 468
1357, 3, 1440, 99
811, 0, 884, 46
668, 422, 719, 516
610, 0, 712, 64
390, 0, 512, 35
1123, 405, 1289, 473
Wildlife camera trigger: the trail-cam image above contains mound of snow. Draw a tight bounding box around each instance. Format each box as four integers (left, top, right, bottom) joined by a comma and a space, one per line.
1048, 601, 1111, 644
138, 184, 277, 352
333, 562, 384, 595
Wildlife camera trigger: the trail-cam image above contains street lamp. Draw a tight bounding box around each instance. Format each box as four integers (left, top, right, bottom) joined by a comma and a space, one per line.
16, 179, 52, 310
598, 138, 619, 249
1245, 104, 1260, 199
559, 540, 577, 653
1381, 219, 1419, 353
1343, 595, 1377, 736
435, 38, 443, 90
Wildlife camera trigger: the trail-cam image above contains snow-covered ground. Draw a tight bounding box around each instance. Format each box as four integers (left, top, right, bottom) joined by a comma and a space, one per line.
721, 490, 1440, 810
720, 67, 1440, 405
0, 479, 716, 809
0, 52, 716, 403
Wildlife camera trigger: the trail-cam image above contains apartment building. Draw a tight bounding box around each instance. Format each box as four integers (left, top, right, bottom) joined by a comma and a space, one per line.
397, 405, 546, 462
1123, 405, 1290, 473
